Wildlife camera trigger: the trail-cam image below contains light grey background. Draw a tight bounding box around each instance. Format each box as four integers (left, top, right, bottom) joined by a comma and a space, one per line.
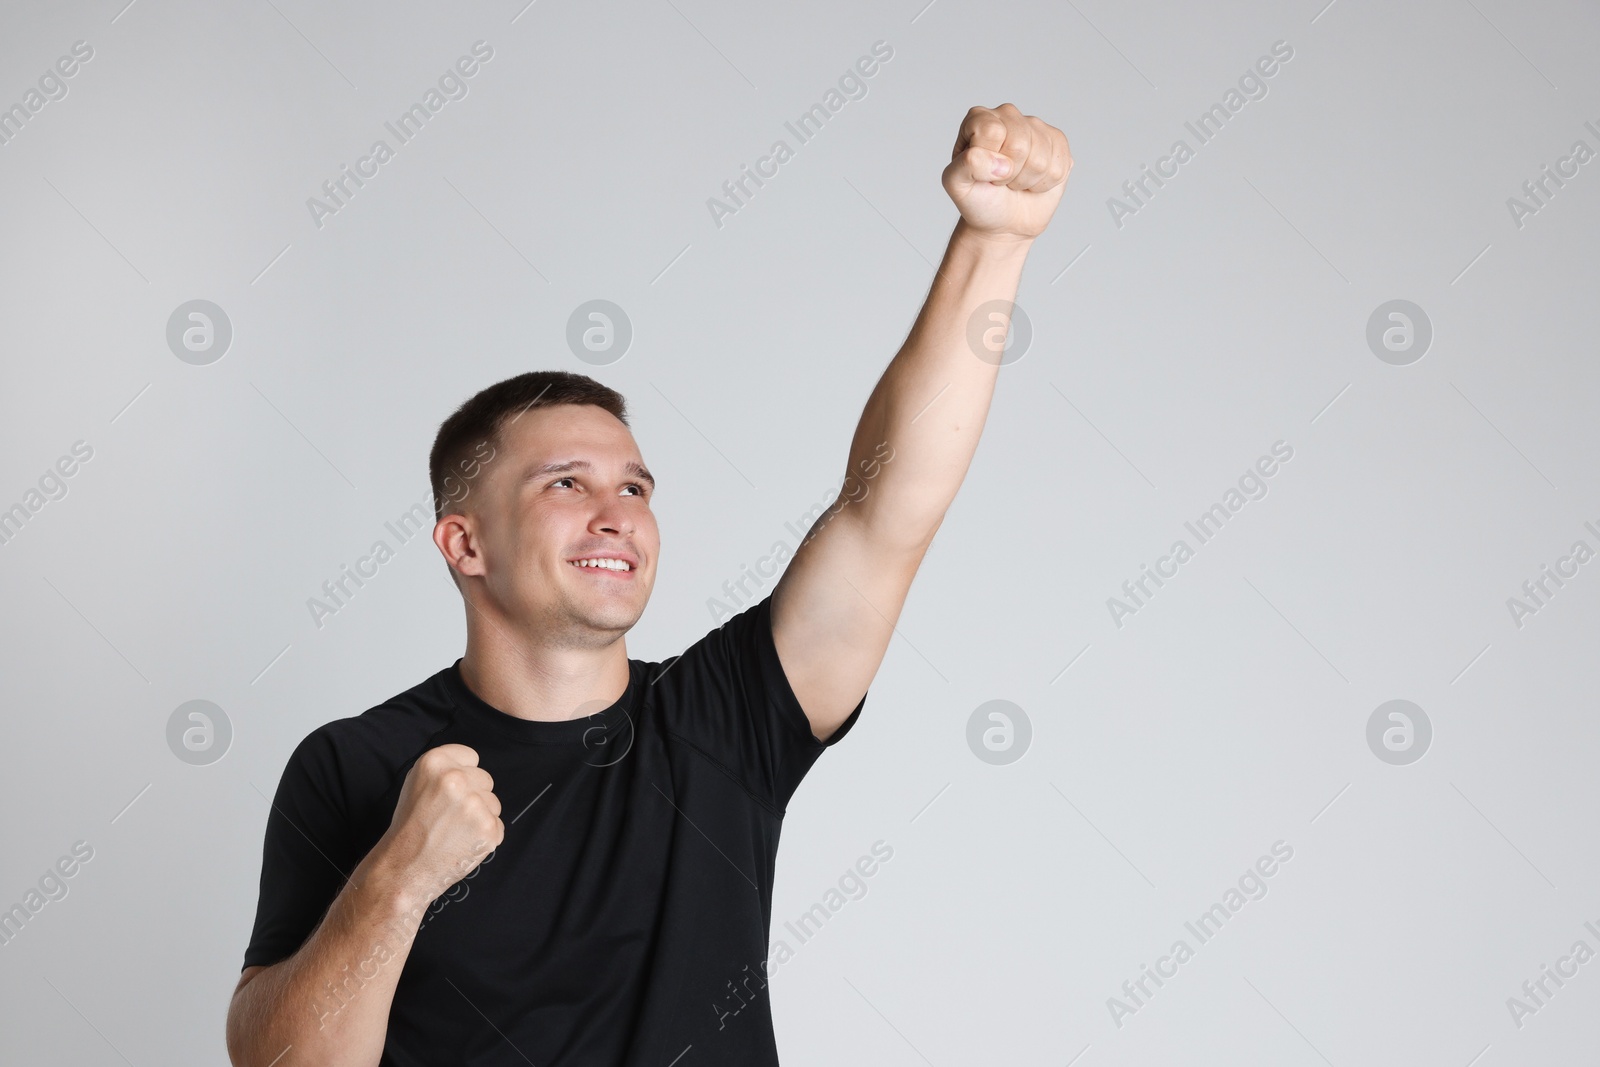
2, 0, 1597, 1063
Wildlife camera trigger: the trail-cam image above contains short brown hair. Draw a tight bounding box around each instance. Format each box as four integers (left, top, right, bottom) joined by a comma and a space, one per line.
428, 371, 629, 520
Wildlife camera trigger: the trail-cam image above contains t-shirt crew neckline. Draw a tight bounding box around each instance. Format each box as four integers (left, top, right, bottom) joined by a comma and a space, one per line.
444, 657, 640, 745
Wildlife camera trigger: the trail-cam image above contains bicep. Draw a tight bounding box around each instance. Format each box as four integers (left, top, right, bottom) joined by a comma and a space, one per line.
771, 507, 928, 742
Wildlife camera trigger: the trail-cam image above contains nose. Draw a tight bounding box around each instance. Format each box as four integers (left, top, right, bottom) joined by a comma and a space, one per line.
589, 498, 633, 538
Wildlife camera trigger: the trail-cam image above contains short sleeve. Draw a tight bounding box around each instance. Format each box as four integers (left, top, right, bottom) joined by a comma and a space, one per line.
650, 593, 865, 812
242, 727, 364, 970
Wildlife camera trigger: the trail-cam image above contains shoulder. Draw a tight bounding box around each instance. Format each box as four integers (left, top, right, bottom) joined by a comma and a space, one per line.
638, 598, 767, 693
675, 596, 771, 662
638, 594, 817, 746
278, 666, 460, 811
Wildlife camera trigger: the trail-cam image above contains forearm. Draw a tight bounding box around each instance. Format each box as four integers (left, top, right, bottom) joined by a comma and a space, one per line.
844, 218, 1033, 547
227, 850, 426, 1067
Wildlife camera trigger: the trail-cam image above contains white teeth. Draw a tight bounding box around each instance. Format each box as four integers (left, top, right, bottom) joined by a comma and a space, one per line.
572, 558, 631, 571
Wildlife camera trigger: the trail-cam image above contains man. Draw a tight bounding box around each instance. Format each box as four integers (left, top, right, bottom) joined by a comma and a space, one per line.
226, 103, 1071, 1066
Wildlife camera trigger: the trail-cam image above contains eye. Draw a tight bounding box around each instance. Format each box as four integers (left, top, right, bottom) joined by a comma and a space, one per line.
623, 483, 646, 497
551, 477, 576, 489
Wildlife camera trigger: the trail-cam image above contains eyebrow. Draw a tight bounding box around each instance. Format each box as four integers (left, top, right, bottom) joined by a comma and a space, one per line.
525, 459, 655, 491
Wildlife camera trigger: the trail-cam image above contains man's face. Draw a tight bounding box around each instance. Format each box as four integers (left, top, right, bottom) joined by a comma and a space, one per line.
449, 403, 658, 648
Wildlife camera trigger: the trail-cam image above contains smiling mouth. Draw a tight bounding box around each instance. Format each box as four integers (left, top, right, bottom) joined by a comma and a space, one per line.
569, 558, 636, 575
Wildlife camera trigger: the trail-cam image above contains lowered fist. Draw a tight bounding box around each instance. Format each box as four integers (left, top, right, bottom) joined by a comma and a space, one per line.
942, 103, 1072, 241
376, 744, 503, 906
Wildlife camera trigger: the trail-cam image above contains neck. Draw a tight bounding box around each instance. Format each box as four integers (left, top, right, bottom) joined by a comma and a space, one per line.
457, 605, 632, 722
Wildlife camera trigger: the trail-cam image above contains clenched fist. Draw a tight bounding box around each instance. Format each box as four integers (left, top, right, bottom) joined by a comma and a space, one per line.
376, 744, 503, 906
942, 103, 1072, 242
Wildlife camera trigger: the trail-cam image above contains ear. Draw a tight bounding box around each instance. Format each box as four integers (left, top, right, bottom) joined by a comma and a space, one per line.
433, 513, 486, 580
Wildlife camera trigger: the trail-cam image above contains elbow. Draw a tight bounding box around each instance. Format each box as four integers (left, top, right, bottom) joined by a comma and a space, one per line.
224, 993, 249, 1066
224, 966, 266, 1065
224, 1009, 244, 1065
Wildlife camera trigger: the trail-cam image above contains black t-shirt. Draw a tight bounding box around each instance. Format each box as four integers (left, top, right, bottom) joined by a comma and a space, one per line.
243, 593, 864, 1066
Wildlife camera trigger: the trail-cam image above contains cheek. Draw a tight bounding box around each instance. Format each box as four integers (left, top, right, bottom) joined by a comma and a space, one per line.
518, 503, 569, 546
642, 514, 662, 560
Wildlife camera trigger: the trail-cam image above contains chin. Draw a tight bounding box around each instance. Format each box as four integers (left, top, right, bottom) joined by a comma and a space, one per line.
575, 596, 646, 633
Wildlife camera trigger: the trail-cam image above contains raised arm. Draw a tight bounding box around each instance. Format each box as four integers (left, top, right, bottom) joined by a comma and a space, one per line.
771, 103, 1072, 742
